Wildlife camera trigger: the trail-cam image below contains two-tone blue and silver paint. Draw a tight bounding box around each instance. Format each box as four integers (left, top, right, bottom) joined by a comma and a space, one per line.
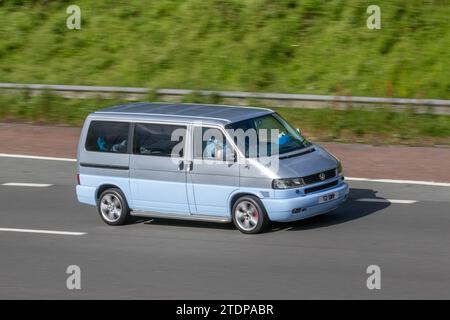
76, 103, 349, 224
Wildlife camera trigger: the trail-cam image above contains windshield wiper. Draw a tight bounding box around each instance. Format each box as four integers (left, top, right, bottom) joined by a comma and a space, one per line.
279, 146, 316, 159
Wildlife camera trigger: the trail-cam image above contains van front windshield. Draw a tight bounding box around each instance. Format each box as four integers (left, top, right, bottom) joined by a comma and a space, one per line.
225, 113, 310, 157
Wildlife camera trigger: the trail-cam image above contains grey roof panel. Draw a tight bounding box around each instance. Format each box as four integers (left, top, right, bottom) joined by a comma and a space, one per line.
95, 102, 273, 124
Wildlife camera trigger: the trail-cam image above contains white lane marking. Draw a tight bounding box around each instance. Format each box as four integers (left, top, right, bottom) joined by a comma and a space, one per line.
0, 153, 76, 162
0, 153, 449, 187
2, 183, 53, 187
346, 177, 450, 187
355, 198, 418, 204
0, 228, 86, 236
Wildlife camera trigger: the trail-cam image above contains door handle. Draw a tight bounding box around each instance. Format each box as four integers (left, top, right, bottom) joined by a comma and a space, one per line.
177, 160, 184, 171
185, 160, 193, 172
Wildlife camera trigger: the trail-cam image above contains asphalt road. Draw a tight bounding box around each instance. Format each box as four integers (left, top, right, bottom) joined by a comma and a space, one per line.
1, 157, 450, 299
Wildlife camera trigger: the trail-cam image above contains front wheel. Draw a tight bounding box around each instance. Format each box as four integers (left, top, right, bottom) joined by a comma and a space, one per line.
97, 188, 130, 226
232, 196, 269, 234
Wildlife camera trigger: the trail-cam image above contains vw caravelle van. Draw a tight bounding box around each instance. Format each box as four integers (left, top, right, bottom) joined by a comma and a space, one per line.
76, 103, 349, 234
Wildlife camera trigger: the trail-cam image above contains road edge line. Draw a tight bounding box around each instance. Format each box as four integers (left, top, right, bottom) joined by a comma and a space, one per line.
1, 153, 449, 187
346, 177, 450, 187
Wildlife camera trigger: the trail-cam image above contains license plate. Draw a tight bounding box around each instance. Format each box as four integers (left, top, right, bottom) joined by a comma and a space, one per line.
319, 192, 338, 203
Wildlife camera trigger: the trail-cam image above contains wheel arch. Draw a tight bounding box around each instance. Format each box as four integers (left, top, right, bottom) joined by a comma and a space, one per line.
96, 184, 126, 202
228, 191, 265, 216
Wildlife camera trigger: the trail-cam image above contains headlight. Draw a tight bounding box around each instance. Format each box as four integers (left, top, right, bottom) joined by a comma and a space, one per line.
337, 161, 343, 174
272, 177, 304, 189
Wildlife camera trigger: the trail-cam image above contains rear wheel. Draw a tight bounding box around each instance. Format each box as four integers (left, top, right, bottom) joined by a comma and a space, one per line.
232, 196, 269, 234
97, 188, 130, 225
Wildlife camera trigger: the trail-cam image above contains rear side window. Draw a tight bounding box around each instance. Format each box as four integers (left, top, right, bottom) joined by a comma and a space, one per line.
85, 121, 130, 153
134, 123, 186, 157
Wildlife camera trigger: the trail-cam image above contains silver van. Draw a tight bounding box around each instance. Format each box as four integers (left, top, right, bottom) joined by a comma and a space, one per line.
76, 103, 349, 234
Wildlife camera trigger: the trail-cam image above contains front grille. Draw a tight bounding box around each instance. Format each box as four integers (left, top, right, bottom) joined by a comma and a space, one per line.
304, 180, 339, 194
302, 168, 336, 185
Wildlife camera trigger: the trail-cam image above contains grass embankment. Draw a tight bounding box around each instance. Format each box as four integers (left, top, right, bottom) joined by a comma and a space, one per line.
0, 92, 448, 146
0, 0, 449, 99
1, 1, 449, 145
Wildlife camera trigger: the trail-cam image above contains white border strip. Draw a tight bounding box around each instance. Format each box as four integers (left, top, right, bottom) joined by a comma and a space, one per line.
2, 183, 52, 187
0, 153, 76, 162
347, 177, 450, 187
0, 228, 86, 236
355, 198, 418, 204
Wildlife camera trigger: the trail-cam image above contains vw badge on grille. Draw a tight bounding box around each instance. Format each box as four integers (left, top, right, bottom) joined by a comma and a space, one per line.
319, 172, 326, 181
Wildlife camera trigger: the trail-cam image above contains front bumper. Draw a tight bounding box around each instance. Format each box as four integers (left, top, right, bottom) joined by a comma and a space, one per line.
261, 181, 349, 222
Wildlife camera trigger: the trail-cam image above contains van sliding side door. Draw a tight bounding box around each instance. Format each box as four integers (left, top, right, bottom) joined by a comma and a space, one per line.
129, 122, 190, 215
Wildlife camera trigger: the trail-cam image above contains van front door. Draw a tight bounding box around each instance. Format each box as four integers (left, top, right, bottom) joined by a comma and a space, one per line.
130, 122, 190, 214
187, 126, 239, 217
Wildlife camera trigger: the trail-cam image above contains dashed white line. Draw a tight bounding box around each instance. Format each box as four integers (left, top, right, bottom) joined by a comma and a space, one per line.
0, 153, 76, 162
355, 198, 418, 204
1, 153, 449, 187
0, 228, 86, 236
2, 183, 53, 187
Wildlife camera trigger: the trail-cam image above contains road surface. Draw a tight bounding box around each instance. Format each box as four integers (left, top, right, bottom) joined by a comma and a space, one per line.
0, 156, 449, 299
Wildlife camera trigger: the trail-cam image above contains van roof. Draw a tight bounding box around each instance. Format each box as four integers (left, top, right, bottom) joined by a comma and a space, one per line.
94, 102, 273, 125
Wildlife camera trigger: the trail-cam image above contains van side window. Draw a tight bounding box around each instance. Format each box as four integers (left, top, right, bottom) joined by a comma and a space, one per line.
85, 121, 129, 153
134, 123, 186, 157
193, 126, 235, 161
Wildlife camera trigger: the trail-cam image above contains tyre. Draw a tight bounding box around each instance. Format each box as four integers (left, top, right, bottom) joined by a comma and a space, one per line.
232, 195, 269, 234
97, 188, 130, 226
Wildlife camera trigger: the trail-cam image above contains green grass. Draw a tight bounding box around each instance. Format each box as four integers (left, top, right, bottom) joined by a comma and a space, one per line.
0, 0, 449, 99
1, 1, 448, 145
274, 106, 450, 145
1, 92, 449, 146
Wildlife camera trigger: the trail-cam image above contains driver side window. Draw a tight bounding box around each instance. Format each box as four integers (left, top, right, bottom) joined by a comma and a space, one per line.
193, 126, 235, 162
